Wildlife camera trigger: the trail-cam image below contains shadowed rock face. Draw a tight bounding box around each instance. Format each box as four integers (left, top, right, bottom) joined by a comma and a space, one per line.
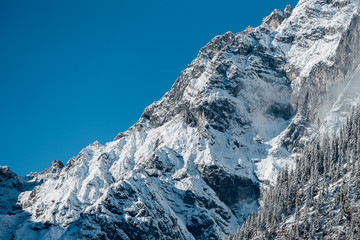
266, 102, 295, 120
0, 167, 23, 214
200, 165, 259, 206
0, 166, 19, 182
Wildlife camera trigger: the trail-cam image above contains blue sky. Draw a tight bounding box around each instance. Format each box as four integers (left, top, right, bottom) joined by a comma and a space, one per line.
0, 0, 298, 176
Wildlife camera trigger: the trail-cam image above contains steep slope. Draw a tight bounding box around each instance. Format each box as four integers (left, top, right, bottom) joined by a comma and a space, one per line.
1, 0, 360, 239
257, 0, 360, 183
0, 161, 64, 240
277, 0, 360, 150
232, 107, 360, 239
0, 167, 23, 215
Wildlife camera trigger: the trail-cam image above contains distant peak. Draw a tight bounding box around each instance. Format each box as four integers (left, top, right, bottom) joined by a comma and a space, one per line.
0, 166, 17, 179
284, 5, 293, 18
50, 160, 64, 169
262, 5, 292, 31
90, 140, 101, 147
32, 160, 64, 178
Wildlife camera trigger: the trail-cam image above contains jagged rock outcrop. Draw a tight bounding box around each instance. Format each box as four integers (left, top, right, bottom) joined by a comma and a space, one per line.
27, 160, 64, 183
1, 0, 360, 239
0, 167, 23, 215
278, 0, 360, 151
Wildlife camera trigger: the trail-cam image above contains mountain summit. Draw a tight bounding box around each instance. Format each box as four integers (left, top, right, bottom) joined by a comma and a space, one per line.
1, 0, 360, 239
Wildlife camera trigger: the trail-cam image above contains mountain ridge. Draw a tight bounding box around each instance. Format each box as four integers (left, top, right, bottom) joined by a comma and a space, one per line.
1, 0, 360, 239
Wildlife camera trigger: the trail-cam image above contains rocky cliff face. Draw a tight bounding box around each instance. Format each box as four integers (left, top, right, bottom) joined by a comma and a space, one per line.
0, 167, 23, 215
278, 0, 360, 151
1, 0, 360, 239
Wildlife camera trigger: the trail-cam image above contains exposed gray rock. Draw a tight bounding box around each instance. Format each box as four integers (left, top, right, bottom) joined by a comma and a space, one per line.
0, 166, 23, 214
200, 165, 259, 206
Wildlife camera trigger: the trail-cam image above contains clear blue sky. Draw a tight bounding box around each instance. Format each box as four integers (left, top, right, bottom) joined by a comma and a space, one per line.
0, 0, 298, 176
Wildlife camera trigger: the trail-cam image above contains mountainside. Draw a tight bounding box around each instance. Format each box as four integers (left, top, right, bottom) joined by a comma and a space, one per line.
232, 107, 360, 239
1, 0, 360, 239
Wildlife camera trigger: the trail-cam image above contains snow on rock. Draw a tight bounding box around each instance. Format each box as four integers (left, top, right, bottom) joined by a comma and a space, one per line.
1, 0, 360, 239
320, 64, 360, 135
0, 166, 23, 215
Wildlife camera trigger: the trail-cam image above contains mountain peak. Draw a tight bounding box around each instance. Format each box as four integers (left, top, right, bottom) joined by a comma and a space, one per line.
262, 8, 289, 31
284, 4, 293, 18
0, 166, 18, 181
2, 0, 360, 239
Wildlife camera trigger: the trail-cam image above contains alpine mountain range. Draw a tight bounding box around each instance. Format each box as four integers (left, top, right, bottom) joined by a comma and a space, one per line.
1, 0, 360, 239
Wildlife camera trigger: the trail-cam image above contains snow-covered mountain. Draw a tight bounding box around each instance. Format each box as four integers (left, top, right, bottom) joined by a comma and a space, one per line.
1, 0, 360, 239
231, 106, 360, 239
